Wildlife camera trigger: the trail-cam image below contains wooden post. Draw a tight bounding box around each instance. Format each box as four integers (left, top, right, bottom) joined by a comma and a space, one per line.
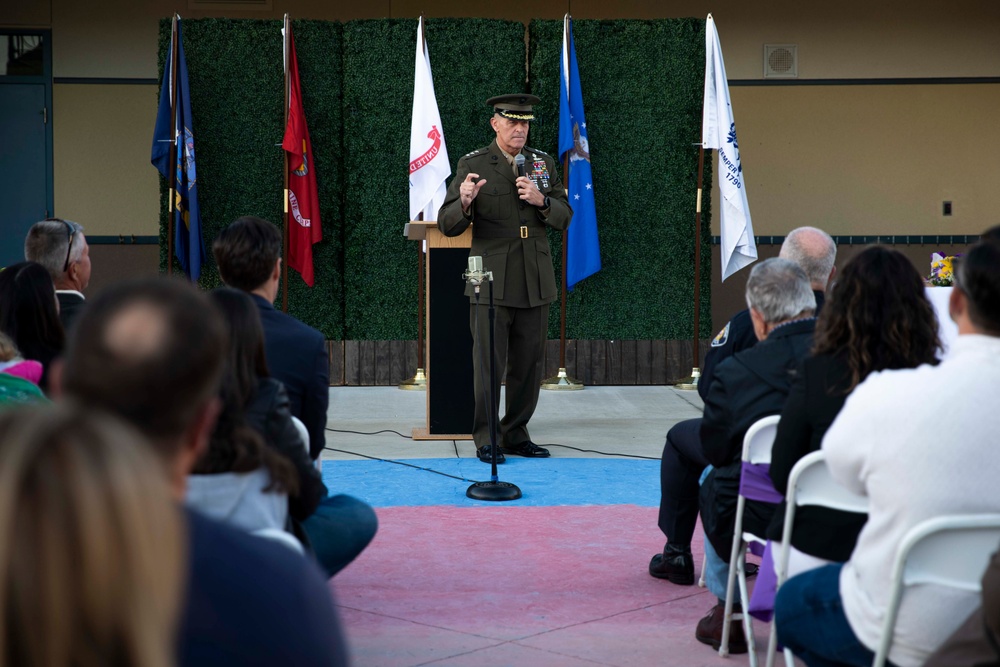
281, 14, 291, 312
166, 14, 179, 275
676, 145, 706, 390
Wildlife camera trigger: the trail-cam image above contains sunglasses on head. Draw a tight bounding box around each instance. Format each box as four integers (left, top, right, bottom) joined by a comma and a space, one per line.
46, 218, 80, 273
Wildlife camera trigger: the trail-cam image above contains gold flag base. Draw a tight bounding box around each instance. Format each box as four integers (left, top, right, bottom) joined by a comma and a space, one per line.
541, 367, 584, 391
675, 367, 701, 391
398, 367, 428, 391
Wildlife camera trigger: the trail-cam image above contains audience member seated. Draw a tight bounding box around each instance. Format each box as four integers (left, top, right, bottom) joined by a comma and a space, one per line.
213, 216, 378, 577
57, 276, 348, 666
0, 261, 66, 393
650, 227, 836, 589
694, 258, 819, 652
775, 239, 1000, 667
766, 247, 941, 573
0, 332, 46, 406
24, 217, 92, 331
190, 288, 327, 548
0, 402, 184, 667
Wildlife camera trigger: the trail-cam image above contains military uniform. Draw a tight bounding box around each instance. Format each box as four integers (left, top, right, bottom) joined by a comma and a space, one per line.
437, 95, 572, 458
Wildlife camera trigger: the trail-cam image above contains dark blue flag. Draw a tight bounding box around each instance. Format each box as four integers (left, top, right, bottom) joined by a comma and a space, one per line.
151, 17, 204, 281
558, 17, 601, 290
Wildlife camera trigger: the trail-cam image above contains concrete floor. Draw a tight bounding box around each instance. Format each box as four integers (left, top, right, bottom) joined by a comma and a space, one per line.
323, 386, 784, 667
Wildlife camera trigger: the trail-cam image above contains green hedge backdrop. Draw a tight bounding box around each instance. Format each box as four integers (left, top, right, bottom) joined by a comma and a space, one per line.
157, 17, 713, 340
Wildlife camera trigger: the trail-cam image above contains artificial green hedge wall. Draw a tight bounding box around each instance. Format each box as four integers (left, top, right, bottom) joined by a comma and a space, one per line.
529, 19, 713, 339
158, 17, 713, 340
157, 19, 344, 338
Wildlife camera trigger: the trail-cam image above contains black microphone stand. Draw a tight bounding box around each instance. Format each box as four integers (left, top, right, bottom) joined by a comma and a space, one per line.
466, 271, 522, 501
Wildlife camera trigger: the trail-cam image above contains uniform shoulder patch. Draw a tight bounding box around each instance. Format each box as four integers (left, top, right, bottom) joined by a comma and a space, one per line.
711, 322, 730, 348
523, 146, 549, 157
464, 147, 487, 158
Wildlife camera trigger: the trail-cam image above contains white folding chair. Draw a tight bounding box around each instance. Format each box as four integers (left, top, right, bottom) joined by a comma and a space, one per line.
765, 450, 869, 667
720, 414, 781, 665
872, 514, 1000, 667
252, 527, 306, 555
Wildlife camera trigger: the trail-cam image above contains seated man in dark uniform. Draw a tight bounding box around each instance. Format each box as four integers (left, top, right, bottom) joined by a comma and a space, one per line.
437, 94, 572, 464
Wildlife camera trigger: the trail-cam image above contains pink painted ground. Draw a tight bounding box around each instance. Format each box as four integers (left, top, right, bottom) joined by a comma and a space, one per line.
331, 505, 775, 667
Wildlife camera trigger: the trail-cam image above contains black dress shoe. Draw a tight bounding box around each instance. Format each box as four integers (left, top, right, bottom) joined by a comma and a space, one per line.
476, 445, 505, 464
648, 547, 695, 585
501, 441, 550, 458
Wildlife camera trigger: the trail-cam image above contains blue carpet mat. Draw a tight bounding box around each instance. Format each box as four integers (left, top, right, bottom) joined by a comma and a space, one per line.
320, 458, 659, 508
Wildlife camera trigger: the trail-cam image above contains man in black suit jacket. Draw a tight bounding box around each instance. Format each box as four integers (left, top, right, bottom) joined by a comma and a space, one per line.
24, 218, 93, 332
213, 216, 377, 577
57, 276, 349, 666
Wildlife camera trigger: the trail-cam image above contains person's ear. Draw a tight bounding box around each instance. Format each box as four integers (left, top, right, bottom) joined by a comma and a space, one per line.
749, 307, 768, 341
272, 258, 282, 282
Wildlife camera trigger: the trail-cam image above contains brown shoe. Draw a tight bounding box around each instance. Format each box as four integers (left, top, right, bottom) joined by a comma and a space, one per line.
695, 603, 748, 654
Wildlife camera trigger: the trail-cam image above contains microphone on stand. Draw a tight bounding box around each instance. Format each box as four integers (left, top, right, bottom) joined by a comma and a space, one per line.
514, 153, 526, 178
464, 255, 521, 502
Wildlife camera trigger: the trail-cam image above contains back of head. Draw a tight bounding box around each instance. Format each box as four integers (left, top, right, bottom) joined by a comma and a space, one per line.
779, 226, 837, 290
0, 262, 65, 358
0, 403, 183, 667
955, 241, 1000, 335
745, 257, 816, 324
62, 277, 226, 458
23, 218, 84, 283
980, 225, 1000, 246
212, 216, 281, 292
815, 246, 941, 390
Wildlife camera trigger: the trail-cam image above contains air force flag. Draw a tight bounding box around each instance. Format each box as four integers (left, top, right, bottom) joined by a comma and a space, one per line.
703, 14, 756, 282
559, 15, 601, 290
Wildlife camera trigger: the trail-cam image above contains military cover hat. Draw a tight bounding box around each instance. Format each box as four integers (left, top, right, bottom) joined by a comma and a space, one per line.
486, 94, 540, 121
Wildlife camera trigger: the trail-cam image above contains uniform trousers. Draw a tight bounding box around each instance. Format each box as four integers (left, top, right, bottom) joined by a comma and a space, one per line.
469, 301, 548, 449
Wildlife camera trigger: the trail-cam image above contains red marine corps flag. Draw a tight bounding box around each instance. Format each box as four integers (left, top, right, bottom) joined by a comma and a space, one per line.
282, 18, 322, 286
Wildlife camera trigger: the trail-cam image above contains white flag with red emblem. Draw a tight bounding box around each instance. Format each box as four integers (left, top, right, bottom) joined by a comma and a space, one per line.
408, 16, 450, 222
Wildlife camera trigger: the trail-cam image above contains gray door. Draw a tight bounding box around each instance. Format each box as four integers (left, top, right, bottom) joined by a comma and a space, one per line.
0, 84, 48, 267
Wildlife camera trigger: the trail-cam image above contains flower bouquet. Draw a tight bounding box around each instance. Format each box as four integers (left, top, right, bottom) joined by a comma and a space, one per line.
927, 252, 959, 287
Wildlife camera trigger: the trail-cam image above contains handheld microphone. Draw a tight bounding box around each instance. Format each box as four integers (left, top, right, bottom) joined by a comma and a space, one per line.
514, 153, 526, 178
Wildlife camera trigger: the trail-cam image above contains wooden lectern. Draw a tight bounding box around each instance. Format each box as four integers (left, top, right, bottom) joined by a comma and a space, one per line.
406, 221, 475, 440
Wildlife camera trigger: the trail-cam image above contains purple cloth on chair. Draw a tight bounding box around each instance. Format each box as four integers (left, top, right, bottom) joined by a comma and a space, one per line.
748, 540, 778, 622
740, 462, 784, 504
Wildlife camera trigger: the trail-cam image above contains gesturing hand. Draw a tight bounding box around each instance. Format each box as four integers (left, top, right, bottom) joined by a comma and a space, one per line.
461, 173, 487, 212
516, 176, 545, 208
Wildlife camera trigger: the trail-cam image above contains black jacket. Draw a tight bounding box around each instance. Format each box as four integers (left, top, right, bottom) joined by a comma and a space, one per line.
765, 351, 868, 561
699, 290, 825, 401
245, 377, 327, 522
699, 318, 816, 557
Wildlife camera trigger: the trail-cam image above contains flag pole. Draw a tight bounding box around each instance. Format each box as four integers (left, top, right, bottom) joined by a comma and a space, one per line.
166, 14, 179, 276
676, 144, 705, 391
281, 14, 291, 312
542, 13, 583, 391
400, 14, 429, 391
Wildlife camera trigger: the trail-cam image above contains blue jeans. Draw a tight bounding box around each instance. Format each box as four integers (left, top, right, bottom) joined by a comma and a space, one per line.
775, 563, 895, 667
301, 494, 378, 578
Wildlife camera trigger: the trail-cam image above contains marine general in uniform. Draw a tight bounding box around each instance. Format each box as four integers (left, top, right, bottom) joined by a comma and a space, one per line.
437, 94, 572, 464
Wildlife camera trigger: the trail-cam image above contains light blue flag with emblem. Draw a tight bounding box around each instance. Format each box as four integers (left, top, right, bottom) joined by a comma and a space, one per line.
703, 14, 756, 281
558, 15, 601, 290
151, 15, 205, 281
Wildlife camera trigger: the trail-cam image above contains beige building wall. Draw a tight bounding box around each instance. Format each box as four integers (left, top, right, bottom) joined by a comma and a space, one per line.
3, 0, 999, 323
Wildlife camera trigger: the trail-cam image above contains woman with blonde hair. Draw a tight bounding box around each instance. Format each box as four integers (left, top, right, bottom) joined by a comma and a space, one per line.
0, 403, 185, 667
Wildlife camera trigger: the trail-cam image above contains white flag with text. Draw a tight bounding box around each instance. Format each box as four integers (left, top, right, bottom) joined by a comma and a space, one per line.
408, 16, 450, 222
703, 14, 757, 281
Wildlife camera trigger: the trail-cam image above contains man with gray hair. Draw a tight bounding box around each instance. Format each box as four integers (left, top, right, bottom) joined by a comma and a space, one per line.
24, 218, 92, 330
692, 257, 818, 652
650, 227, 836, 594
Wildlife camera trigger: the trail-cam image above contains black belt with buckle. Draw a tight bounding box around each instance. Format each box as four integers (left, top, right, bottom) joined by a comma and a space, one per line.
474, 226, 546, 239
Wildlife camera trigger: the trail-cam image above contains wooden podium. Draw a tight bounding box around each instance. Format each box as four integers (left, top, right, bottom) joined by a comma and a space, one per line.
406, 221, 475, 440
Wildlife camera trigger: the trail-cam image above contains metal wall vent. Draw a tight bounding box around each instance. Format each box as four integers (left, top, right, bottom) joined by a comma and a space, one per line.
188, 0, 272, 10
764, 44, 797, 78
